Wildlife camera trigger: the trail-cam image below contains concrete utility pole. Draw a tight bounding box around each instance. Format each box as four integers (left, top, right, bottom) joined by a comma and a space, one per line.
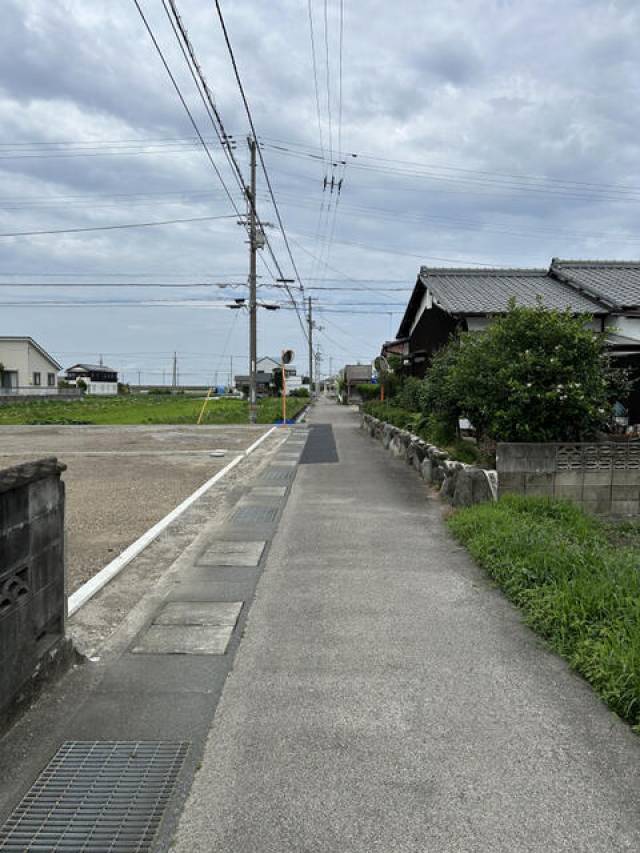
307, 296, 314, 396
247, 137, 258, 424
172, 352, 177, 389
229, 355, 234, 390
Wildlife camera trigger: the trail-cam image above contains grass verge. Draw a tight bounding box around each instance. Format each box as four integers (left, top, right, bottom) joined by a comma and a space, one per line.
448, 495, 640, 728
0, 395, 307, 426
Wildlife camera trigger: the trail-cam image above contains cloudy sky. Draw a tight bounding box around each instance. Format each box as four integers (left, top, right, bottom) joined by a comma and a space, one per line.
1, 0, 640, 383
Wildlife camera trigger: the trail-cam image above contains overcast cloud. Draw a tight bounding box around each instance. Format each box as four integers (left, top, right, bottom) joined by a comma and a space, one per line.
1, 0, 640, 381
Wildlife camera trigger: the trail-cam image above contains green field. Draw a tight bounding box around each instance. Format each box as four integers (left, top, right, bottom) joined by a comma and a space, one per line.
0, 394, 307, 426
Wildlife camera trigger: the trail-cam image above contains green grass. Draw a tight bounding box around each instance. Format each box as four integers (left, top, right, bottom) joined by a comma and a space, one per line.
448, 495, 640, 727
0, 394, 307, 426
363, 400, 481, 466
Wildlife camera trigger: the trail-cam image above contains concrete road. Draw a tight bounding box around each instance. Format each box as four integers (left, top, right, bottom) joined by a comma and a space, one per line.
172, 399, 640, 852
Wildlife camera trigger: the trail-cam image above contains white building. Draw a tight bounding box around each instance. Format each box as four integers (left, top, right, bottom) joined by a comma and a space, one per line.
0, 336, 61, 394
63, 363, 119, 395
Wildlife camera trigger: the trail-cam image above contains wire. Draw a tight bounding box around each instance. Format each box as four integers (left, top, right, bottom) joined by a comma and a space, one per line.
323, 0, 333, 164
338, 0, 344, 156
131, 0, 241, 212
0, 214, 237, 239
307, 0, 326, 166
213, 0, 307, 295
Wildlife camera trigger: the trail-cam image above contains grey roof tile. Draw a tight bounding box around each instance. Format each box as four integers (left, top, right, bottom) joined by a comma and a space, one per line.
418, 266, 605, 314
551, 259, 640, 309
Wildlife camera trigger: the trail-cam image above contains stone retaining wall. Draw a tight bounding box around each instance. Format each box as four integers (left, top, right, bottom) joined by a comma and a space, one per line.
361, 413, 497, 507
0, 457, 75, 730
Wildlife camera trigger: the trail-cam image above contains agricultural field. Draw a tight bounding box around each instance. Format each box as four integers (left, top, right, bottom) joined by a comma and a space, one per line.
0, 394, 306, 426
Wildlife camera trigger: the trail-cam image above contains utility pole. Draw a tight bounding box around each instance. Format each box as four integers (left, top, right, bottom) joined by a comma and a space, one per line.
137, 370, 141, 386
172, 352, 177, 389
247, 136, 258, 424
307, 296, 314, 396
229, 355, 234, 390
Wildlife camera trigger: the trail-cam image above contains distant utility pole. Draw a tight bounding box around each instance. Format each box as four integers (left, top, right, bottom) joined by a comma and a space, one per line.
307, 296, 314, 396
229, 355, 234, 389
247, 136, 258, 424
137, 370, 141, 386
172, 352, 177, 389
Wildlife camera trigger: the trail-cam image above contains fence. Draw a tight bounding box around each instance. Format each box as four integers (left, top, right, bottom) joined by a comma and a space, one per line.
0, 458, 73, 728
497, 441, 640, 516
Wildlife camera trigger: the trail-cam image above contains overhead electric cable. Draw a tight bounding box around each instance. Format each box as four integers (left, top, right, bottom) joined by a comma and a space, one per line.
0, 214, 236, 239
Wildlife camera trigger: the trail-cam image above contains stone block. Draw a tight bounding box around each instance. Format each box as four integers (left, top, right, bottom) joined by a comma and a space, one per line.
582, 485, 611, 504
132, 624, 234, 655
452, 467, 495, 507
610, 500, 640, 517
420, 458, 433, 483
554, 471, 583, 488
612, 469, 640, 486
612, 484, 640, 502
0, 486, 28, 533
30, 507, 63, 556
583, 471, 613, 487
28, 477, 62, 521
525, 472, 554, 491
154, 601, 242, 627
497, 472, 525, 495
0, 523, 30, 572
497, 443, 556, 473
197, 540, 266, 567
554, 485, 583, 501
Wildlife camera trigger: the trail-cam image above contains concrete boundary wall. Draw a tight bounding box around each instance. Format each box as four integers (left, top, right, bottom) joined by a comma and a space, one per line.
361, 413, 496, 507
497, 441, 640, 516
0, 457, 75, 730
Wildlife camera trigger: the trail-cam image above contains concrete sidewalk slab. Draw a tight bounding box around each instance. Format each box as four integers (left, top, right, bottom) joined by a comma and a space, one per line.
171, 399, 640, 853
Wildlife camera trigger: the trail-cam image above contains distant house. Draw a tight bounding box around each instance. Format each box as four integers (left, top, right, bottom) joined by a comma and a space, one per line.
0, 336, 61, 394
233, 371, 274, 398
257, 356, 297, 377
64, 363, 118, 395
342, 364, 373, 403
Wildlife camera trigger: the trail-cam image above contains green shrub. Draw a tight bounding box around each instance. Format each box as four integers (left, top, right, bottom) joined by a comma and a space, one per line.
289, 387, 310, 398
356, 383, 381, 401
448, 496, 640, 727
425, 301, 628, 442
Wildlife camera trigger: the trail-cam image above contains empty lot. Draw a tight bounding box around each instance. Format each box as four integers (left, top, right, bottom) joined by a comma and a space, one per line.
0, 424, 270, 592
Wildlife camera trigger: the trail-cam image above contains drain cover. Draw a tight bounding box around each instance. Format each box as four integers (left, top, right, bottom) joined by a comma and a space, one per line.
232, 505, 278, 524
0, 741, 188, 852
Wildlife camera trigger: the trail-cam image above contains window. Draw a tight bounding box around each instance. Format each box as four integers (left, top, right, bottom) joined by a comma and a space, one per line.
47, 373, 56, 387
33, 372, 41, 386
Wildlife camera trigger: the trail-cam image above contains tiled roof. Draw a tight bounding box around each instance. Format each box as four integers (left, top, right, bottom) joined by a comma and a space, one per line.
551, 259, 640, 309
418, 266, 606, 314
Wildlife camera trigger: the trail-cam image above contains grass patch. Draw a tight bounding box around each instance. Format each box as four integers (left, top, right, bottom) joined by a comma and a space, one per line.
363, 400, 481, 466
0, 395, 307, 426
448, 495, 640, 727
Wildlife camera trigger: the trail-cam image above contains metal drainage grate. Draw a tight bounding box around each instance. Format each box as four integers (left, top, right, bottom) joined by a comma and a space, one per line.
0, 741, 188, 852
232, 505, 278, 524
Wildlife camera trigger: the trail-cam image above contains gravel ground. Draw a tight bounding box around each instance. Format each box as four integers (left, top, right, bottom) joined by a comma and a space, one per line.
0, 424, 269, 593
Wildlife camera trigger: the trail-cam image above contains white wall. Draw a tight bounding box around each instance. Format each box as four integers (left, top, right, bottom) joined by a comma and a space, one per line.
86, 380, 118, 395
606, 315, 640, 341
0, 340, 59, 387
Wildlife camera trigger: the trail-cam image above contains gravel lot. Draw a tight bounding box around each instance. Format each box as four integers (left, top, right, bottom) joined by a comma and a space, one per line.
0, 424, 269, 592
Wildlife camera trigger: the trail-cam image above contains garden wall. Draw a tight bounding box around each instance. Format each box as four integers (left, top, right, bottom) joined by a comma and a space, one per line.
361, 413, 497, 507
497, 441, 640, 516
0, 457, 75, 730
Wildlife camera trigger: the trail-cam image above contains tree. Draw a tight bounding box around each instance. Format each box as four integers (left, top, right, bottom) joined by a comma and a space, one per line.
424, 301, 628, 443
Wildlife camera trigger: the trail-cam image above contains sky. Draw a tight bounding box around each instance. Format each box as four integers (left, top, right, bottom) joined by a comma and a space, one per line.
1, 0, 640, 384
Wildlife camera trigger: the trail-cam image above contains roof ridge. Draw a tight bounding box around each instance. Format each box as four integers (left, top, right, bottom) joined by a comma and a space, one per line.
552, 258, 640, 268
420, 266, 547, 277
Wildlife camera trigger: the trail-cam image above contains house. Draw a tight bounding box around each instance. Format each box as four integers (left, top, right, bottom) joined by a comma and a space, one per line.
257, 356, 297, 377
389, 258, 640, 417
63, 363, 118, 395
342, 364, 373, 403
0, 336, 61, 394
234, 371, 274, 398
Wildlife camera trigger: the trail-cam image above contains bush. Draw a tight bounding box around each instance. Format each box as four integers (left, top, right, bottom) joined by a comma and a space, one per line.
356, 383, 381, 401
449, 496, 640, 727
289, 387, 310, 398
148, 387, 172, 395
424, 301, 628, 442
396, 376, 427, 412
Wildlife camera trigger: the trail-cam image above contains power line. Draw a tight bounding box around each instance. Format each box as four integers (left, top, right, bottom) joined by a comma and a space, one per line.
131, 0, 241, 212
338, 0, 344, 156
323, 0, 333, 164
307, 0, 326, 166
0, 214, 237, 239
213, 0, 307, 296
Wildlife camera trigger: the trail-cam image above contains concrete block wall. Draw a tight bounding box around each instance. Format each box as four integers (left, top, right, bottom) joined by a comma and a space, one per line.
0, 457, 72, 728
497, 442, 640, 516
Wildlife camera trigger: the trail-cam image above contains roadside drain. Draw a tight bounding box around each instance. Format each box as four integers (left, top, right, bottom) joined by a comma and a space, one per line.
0, 740, 188, 852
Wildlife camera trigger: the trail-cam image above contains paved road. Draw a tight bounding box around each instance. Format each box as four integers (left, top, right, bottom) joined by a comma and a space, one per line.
173, 399, 640, 852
